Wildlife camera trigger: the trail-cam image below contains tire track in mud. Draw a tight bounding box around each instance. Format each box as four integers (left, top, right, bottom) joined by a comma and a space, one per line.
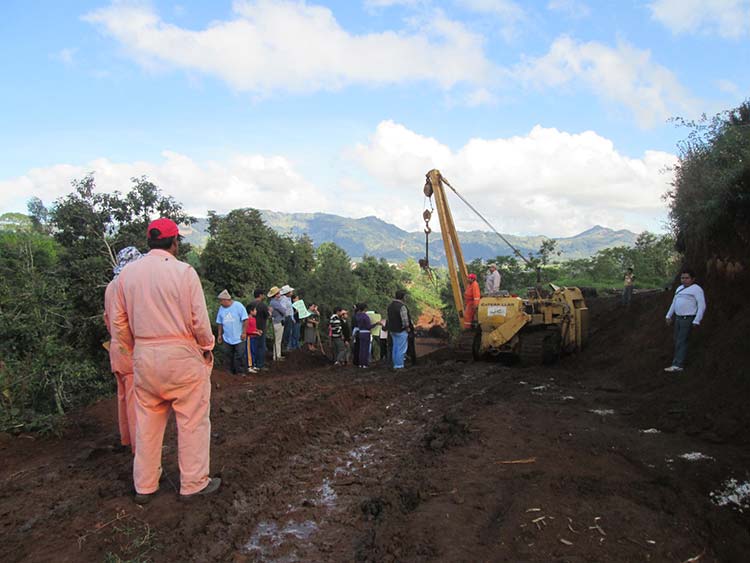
228, 361, 500, 562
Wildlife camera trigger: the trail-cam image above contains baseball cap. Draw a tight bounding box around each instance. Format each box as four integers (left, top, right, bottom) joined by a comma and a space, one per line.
147, 218, 180, 239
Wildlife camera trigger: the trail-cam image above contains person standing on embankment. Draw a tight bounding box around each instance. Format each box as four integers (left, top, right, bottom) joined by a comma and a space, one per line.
664, 269, 706, 373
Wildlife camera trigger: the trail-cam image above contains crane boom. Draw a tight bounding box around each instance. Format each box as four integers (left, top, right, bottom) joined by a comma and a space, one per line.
423, 169, 469, 322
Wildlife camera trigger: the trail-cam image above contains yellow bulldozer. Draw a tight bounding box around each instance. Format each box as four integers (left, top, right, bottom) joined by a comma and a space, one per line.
420, 169, 589, 364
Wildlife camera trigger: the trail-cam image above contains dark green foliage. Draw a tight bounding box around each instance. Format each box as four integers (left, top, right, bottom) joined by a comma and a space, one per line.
0, 230, 109, 433
44, 175, 194, 357
304, 242, 360, 320
353, 255, 405, 314
200, 208, 292, 298
1, 175, 194, 432
668, 100, 750, 277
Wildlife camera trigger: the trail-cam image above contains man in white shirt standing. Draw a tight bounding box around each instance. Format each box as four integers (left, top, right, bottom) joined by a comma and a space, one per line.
485, 263, 501, 295
664, 270, 706, 372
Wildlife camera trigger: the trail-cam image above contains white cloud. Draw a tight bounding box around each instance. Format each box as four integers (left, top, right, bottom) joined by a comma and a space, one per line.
83, 0, 496, 95
0, 124, 676, 239
514, 35, 699, 128
0, 151, 329, 219
648, 0, 750, 39
456, 0, 525, 40
547, 0, 590, 19
351, 120, 676, 236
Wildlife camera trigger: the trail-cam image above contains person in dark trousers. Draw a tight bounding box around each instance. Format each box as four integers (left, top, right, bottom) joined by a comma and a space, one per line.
406, 319, 417, 366
664, 269, 706, 372
622, 268, 635, 306
354, 303, 372, 368
379, 320, 389, 364
216, 289, 248, 375
351, 305, 360, 367
387, 290, 411, 369
251, 289, 270, 371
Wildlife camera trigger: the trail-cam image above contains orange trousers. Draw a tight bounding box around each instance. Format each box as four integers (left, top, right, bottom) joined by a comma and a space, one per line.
464, 303, 478, 328
133, 341, 212, 495
115, 372, 137, 453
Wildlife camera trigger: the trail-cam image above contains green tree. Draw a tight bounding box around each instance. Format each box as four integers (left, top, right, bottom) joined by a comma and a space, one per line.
200, 208, 289, 298
0, 230, 107, 432
354, 255, 404, 313
304, 242, 361, 321
668, 100, 750, 277
44, 174, 194, 355
280, 234, 316, 290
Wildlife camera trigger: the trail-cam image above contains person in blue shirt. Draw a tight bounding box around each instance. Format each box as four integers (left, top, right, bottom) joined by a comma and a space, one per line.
216, 289, 249, 375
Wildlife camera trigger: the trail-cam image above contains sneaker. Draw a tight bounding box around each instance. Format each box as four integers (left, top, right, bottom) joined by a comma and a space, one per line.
247, 367, 258, 374
180, 477, 222, 502
134, 490, 157, 505
663, 365, 684, 373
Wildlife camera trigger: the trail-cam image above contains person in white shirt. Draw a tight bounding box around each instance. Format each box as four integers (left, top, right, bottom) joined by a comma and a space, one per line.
485, 263, 501, 295
664, 270, 706, 372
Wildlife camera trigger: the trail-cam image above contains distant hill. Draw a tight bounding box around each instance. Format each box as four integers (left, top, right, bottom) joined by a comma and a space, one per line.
181, 211, 639, 263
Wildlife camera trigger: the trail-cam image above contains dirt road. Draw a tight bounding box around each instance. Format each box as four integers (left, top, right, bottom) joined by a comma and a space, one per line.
1, 294, 748, 562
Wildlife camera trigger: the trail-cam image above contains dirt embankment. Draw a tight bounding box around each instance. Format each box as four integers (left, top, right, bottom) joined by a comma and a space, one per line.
1, 291, 748, 562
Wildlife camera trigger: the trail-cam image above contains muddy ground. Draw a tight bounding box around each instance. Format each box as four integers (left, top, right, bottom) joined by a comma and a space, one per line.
1, 292, 749, 562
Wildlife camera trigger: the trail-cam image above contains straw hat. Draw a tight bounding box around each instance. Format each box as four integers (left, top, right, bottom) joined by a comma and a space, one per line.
217, 289, 231, 300
267, 286, 281, 298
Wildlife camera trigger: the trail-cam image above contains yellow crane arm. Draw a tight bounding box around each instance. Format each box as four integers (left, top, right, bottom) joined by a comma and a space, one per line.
424, 169, 469, 321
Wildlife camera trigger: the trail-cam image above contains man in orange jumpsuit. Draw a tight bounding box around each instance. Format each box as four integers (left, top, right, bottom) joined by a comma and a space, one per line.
112, 218, 220, 503
463, 273, 481, 329
103, 246, 142, 454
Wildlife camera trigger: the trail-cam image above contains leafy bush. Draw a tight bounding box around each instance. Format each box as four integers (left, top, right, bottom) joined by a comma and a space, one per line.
668, 100, 750, 278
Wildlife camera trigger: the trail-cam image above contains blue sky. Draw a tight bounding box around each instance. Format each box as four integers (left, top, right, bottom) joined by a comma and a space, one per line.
1, 0, 748, 237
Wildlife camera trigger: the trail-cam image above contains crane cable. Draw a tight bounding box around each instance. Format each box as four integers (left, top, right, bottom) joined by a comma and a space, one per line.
437, 174, 534, 269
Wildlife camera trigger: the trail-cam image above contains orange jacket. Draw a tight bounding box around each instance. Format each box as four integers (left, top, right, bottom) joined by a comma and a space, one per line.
464, 280, 481, 304
112, 249, 215, 353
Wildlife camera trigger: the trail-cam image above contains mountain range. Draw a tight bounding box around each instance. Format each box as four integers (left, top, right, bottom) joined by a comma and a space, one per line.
180, 210, 638, 264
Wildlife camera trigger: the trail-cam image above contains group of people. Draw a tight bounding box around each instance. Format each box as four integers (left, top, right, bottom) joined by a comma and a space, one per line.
214, 285, 322, 375
462, 262, 503, 328
328, 289, 417, 370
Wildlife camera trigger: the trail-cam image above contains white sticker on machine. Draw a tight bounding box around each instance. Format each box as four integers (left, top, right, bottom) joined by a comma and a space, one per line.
487, 305, 507, 317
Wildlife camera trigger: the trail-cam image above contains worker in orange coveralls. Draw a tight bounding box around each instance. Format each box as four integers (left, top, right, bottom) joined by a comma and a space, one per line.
463, 273, 481, 329
112, 218, 220, 504
103, 246, 143, 454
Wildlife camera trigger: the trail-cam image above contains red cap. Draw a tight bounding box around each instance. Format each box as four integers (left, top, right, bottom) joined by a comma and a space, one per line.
147, 218, 179, 239
468, 273, 477, 280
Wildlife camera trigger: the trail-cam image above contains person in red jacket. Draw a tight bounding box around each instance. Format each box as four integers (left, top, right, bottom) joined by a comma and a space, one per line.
463, 273, 481, 329
245, 303, 261, 374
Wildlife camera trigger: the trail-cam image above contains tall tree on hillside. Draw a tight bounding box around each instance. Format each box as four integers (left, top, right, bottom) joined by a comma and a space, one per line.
353, 255, 403, 313
304, 242, 360, 319
280, 234, 315, 289
200, 208, 289, 297
669, 100, 750, 277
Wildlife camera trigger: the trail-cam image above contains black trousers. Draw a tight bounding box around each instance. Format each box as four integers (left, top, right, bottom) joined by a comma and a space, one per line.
224, 341, 247, 374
